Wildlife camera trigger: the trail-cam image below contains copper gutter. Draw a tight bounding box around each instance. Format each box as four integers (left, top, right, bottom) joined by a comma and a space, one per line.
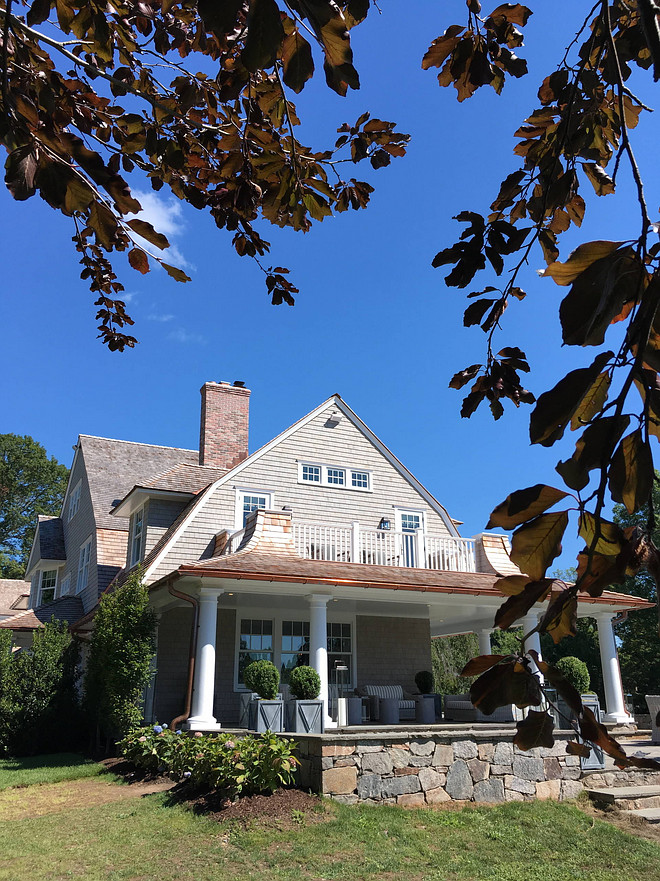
175, 565, 655, 609
167, 578, 199, 732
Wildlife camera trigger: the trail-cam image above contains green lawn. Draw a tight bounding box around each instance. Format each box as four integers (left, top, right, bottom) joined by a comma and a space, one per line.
0, 754, 104, 790
0, 787, 659, 881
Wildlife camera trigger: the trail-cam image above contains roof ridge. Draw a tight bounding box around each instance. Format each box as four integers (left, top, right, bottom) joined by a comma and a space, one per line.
79, 434, 198, 453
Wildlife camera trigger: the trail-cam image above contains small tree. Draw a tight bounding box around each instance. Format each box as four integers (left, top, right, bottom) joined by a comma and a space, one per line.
84, 571, 156, 744
0, 620, 80, 756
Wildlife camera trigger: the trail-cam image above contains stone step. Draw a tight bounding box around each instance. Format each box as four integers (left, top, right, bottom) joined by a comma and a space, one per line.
622, 807, 660, 823
587, 785, 660, 811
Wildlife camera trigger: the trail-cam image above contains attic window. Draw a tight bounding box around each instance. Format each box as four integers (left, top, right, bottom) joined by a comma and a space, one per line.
68, 481, 81, 521
298, 462, 371, 492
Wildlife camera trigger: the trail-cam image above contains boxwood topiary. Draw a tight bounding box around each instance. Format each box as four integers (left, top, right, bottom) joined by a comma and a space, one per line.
415, 670, 435, 694
555, 656, 590, 694
289, 665, 321, 700
244, 660, 280, 700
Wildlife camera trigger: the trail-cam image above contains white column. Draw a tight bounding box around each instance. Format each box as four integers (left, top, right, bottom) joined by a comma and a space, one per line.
187, 586, 224, 730
309, 594, 332, 728
478, 628, 492, 656
596, 613, 631, 723
522, 612, 543, 683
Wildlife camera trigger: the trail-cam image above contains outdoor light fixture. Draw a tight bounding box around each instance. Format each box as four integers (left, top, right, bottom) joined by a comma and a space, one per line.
378, 517, 391, 531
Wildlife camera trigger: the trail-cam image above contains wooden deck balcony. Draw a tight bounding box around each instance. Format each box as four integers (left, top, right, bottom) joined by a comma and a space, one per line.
223, 520, 476, 573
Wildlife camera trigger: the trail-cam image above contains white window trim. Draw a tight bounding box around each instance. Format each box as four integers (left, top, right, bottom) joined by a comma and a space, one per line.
394, 507, 426, 532
232, 606, 356, 692
234, 488, 274, 530
59, 574, 71, 599
76, 536, 93, 595
297, 461, 373, 492
38, 569, 58, 606
130, 505, 145, 567
68, 480, 82, 521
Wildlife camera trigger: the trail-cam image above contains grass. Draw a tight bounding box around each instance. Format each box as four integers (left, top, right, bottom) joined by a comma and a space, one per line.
0, 754, 104, 791
0, 781, 659, 881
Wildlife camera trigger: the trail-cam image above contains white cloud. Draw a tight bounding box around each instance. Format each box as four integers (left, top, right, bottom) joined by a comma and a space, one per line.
167, 328, 206, 344
147, 313, 175, 322
121, 292, 138, 304
129, 190, 192, 270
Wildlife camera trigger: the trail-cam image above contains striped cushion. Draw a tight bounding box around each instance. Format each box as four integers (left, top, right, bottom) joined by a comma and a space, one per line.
362, 685, 404, 700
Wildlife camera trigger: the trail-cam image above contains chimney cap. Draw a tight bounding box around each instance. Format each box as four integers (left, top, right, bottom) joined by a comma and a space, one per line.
233, 380, 246, 388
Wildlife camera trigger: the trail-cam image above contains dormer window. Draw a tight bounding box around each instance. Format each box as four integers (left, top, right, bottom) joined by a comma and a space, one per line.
68, 481, 81, 521
130, 507, 144, 566
39, 570, 57, 606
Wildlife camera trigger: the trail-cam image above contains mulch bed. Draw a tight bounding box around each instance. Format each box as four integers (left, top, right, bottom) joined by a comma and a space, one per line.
186, 787, 326, 826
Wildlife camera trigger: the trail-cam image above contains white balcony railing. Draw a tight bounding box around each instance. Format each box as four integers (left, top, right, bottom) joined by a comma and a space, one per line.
289, 522, 476, 573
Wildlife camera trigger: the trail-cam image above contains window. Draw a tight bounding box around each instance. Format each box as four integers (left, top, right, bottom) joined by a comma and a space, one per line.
298, 462, 371, 491
130, 507, 144, 566
327, 622, 353, 687
39, 570, 57, 606
60, 575, 70, 597
326, 467, 345, 486
238, 619, 273, 686
235, 489, 273, 528
280, 621, 310, 682
301, 464, 321, 483
68, 481, 81, 521
76, 538, 92, 594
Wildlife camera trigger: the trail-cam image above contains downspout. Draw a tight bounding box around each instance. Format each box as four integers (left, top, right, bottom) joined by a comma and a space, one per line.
167, 577, 199, 731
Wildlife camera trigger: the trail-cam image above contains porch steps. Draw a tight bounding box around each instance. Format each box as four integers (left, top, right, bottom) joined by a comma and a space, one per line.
586, 785, 660, 820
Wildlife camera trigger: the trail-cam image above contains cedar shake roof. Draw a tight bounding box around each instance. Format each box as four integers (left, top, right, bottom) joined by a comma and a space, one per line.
0, 580, 31, 618
0, 595, 84, 631
36, 515, 66, 561
143, 462, 226, 493
79, 435, 198, 530
174, 551, 653, 610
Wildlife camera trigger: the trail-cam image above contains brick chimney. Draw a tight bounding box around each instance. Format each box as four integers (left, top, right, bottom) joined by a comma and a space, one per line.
199, 381, 250, 469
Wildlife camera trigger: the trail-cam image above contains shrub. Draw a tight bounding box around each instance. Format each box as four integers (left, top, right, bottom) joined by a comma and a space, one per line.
289, 666, 320, 700
555, 656, 591, 694
415, 670, 434, 694
117, 726, 298, 796
244, 660, 280, 700
84, 570, 157, 741
0, 620, 81, 756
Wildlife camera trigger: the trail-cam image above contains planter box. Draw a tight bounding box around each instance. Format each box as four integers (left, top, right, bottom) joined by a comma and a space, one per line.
286, 699, 325, 733
249, 699, 284, 733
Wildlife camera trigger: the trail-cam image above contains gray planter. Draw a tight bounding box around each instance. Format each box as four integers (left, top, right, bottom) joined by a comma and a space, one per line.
415, 695, 436, 724
286, 699, 325, 733
249, 698, 284, 733
239, 692, 259, 728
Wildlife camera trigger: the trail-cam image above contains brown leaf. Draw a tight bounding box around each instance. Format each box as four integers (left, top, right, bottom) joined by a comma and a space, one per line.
578, 512, 625, 556
537, 658, 583, 717
128, 248, 149, 274
461, 654, 509, 676
488, 3, 533, 26
160, 262, 191, 282
608, 429, 654, 514
494, 578, 554, 629
538, 590, 577, 644
494, 575, 532, 596
543, 241, 623, 286
487, 484, 568, 530
513, 710, 554, 750
570, 372, 610, 430
576, 550, 625, 597
470, 660, 542, 715
422, 25, 465, 69
510, 512, 568, 580
582, 163, 616, 196
126, 219, 170, 250
566, 740, 591, 758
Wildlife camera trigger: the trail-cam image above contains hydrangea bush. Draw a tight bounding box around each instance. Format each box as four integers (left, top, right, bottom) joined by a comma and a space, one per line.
117, 725, 298, 797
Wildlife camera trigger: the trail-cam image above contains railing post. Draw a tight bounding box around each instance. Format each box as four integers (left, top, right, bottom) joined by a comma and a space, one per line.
415, 528, 426, 569
351, 521, 360, 563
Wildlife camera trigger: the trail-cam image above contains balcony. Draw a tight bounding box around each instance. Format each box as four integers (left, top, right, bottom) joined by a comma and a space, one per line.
223, 520, 476, 572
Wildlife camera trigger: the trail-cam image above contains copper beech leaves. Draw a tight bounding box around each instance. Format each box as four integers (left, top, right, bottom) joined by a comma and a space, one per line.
470, 659, 542, 715
514, 710, 555, 750
608, 429, 654, 514
510, 511, 568, 580
487, 484, 568, 530
494, 578, 554, 629
461, 654, 509, 676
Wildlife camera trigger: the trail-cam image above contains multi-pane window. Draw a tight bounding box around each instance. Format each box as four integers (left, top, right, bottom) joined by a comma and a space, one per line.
280, 620, 310, 682
39, 570, 57, 605
298, 462, 370, 491
400, 513, 422, 532
301, 464, 321, 483
237, 491, 272, 528
130, 507, 144, 566
327, 622, 352, 687
76, 538, 92, 594
326, 468, 345, 485
60, 575, 70, 597
68, 482, 81, 521
238, 619, 273, 685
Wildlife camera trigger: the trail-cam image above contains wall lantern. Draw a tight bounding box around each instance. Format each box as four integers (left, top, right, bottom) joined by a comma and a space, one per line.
378, 517, 391, 531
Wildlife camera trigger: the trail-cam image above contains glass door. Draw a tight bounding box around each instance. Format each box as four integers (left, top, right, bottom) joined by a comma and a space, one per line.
396, 510, 423, 567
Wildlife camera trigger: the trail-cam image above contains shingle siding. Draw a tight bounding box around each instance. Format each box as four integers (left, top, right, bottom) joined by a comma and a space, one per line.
356, 615, 431, 694
150, 404, 454, 581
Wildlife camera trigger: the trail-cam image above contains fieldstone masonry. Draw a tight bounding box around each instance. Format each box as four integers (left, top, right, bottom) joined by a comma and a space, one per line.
292, 729, 606, 806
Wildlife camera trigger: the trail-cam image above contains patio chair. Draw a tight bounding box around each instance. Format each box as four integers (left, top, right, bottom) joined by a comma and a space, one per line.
645, 695, 660, 744
443, 693, 524, 724
359, 684, 416, 722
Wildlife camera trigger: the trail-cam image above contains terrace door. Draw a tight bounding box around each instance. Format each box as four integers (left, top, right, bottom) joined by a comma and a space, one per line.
396, 510, 423, 568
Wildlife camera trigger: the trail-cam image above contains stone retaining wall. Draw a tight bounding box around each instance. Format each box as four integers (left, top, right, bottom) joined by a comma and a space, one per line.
293, 730, 587, 805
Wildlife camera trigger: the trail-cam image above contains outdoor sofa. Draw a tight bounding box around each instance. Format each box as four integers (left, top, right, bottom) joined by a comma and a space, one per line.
443, 692, 525, 724
359, 684, 417, 722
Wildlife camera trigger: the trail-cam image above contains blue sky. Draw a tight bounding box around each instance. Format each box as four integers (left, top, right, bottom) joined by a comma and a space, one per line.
2, 2, 658, 569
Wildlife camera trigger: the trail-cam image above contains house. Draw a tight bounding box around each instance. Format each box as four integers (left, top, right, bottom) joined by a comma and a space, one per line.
0, 382, 652, 731
0, 579, 30, 622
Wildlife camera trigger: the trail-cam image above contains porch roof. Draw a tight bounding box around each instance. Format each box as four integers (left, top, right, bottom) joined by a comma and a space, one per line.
174, 549, 654, 613
0, 595, 84, 631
